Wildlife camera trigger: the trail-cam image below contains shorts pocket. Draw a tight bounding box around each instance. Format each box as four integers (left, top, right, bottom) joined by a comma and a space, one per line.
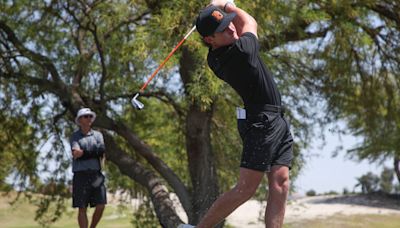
238, 112, 280, 140
91, 172, 105, 188
249, 112, 278, 127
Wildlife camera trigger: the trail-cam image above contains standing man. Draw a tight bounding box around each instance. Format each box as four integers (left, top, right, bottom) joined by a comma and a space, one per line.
70, 108, 107, 228
180, 1, 294, 228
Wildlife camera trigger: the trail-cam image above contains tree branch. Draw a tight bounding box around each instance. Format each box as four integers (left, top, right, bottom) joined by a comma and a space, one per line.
260, 18, 331, 51
0, 21, 64, 86
102, 132, 184, 227
93, 115, 192, 215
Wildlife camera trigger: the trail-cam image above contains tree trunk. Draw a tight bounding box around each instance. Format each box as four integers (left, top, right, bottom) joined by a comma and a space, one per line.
179, 46, 221, 224
394, 157, 400, 184
103, 132, 183, 228
186, 103, 220, 224
96, 117, 192, 214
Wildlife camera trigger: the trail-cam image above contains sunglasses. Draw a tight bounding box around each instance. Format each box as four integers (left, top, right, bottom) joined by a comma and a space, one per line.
81, 115, 93, 119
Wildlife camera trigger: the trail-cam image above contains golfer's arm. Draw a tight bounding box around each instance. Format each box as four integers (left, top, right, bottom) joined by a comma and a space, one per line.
225, 3, 257, 38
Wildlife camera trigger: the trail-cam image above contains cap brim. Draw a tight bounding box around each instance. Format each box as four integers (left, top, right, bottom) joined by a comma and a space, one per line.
215, 12, 237, 33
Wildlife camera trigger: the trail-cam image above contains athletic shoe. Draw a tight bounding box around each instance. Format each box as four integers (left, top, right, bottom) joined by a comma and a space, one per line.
177, 224, 195, 228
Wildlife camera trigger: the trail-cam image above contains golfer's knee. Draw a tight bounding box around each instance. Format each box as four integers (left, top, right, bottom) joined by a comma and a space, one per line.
270, 176, 290, 194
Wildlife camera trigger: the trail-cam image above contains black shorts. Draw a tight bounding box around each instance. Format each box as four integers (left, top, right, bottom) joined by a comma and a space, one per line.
73, 171, 107, 208
238, 107, 293, 172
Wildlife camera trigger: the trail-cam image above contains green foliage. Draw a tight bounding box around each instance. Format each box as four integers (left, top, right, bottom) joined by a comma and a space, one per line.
380, 167, 394, 194
124, 98, 191, 186
3, 0, 399, 226
323, 190, 339, 195
0, 111, 40, 190
131, 198, 160, 228
306, 189, 317, 196
355, 172, 380, 194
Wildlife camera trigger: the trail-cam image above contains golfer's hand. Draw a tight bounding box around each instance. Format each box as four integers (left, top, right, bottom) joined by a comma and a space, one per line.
210, 0, 234, 9
72, 148, 84, 159
210, 0, 225, 8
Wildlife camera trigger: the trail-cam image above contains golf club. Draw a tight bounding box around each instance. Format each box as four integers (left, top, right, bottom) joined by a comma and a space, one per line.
131, 25, 197, 110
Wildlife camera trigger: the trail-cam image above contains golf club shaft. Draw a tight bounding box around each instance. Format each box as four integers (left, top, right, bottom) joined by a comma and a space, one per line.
139, 25, 197, 92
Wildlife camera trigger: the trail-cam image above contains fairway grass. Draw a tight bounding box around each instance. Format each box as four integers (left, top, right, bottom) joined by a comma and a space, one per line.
0, 192, 133, 228
1, 192, 400, 227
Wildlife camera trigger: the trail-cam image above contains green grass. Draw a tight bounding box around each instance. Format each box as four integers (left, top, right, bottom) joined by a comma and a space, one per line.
2, 192, 400, 228
284, 214, 400, 228
0, 192, 134, 228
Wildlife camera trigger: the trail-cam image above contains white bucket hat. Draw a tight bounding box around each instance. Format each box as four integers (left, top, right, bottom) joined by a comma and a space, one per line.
75, 108, 96, 125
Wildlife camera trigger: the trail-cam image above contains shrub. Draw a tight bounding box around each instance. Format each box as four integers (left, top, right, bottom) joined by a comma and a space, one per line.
306, 189, 316, 196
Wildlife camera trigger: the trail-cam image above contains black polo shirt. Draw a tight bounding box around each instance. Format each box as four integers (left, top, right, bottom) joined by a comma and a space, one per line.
207, 32, 281, 107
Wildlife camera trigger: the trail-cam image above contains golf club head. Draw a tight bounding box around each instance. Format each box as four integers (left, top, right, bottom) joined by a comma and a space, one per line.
131, 93, 144, 110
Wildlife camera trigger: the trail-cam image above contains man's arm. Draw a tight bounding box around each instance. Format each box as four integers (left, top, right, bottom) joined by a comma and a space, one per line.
78, 132, 105, 160
211, 0, 258, 37
70, 136, 84, 159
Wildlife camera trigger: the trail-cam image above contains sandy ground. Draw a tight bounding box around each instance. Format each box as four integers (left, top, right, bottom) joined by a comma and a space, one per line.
223, 194, 400, 227
108, 192, 400, 227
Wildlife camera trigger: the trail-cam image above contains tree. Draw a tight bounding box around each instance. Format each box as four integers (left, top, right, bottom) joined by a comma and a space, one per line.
306, 189, 316, 196
2, 0, 399, 227
355, 172, 379, 194
380, 167, 394, 193
0, 1, 308, 226
290, 0, 400, 183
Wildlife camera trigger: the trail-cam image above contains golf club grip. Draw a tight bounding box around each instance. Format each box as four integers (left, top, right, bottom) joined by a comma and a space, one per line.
139, 26, 197, 92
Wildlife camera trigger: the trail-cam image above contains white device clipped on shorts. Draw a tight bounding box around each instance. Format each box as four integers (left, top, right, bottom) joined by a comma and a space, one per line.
236, 107, 246, 119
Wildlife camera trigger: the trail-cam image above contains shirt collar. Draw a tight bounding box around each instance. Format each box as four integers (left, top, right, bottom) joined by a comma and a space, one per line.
79, 128, 94, 136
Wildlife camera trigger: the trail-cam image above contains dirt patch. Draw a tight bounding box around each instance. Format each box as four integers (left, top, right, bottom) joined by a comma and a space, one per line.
225, 194, 400, 227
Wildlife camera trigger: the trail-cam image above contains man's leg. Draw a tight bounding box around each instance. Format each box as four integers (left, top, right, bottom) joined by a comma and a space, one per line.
265, 165, 290, 228
78, 208, 88, 228
196, 168, 264, 228
90, 204, 105, 228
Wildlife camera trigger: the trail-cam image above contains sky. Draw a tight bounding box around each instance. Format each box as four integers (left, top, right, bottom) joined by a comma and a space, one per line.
295, 127, 392, 195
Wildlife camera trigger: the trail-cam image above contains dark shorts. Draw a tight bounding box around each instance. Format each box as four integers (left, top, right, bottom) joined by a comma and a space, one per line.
237, 106, 293, 172
73, 171, 107, 208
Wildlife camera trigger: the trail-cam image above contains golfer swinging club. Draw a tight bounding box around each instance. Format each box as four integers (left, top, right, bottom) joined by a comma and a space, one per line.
180, 1, 294, 227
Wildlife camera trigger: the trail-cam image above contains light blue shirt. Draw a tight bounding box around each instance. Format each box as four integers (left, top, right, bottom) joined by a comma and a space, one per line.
70, 129, 105, 172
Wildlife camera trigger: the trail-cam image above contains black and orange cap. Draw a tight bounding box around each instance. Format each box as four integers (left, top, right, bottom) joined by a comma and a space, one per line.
196, 5, 237, 37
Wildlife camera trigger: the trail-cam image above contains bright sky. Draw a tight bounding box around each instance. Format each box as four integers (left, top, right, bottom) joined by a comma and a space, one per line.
295, 127, 392, 195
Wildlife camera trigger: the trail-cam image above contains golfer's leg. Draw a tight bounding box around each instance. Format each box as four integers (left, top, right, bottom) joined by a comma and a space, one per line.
197, 168, 264, 228
265, 165, 290, 228
78, 208, 88, 228
90, 204, 105, 228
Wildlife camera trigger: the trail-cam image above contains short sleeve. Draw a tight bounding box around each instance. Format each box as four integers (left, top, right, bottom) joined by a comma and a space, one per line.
235, 32, 259, 55
70, 133, 80, 150
95, 131, 106, 152
234, 32, 260, 66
